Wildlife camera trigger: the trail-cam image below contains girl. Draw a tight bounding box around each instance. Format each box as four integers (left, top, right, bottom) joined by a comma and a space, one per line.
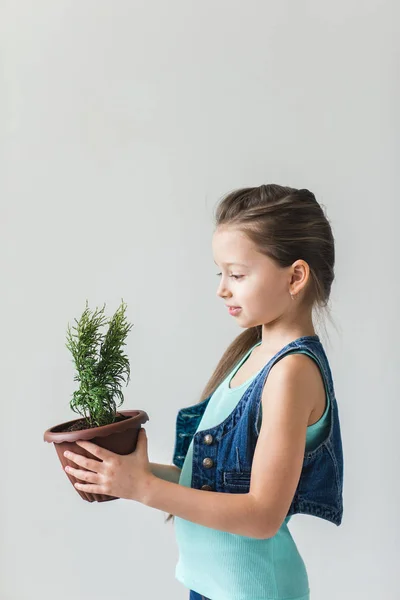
64, 184, 344, 600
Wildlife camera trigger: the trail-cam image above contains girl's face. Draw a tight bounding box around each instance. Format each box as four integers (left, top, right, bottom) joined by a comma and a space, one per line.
212, 226, 301, 328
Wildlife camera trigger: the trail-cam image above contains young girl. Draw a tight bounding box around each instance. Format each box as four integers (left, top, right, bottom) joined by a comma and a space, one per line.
65, 184, 344, 600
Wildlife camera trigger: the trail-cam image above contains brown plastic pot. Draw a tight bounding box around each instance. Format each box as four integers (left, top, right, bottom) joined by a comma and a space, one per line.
43, 410, 149, 502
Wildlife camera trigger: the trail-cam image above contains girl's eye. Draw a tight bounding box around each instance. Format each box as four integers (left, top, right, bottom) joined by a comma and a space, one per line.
216, 273, 243, 280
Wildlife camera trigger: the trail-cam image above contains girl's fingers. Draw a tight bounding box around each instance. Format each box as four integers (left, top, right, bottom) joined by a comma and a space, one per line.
63, 450, 103, 472
65, 465, 102, 484
75, 440, 111, 459
74, 482, 106, 494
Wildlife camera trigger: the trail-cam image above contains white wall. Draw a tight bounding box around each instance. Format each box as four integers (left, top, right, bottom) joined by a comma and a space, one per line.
1, 1, 398, 598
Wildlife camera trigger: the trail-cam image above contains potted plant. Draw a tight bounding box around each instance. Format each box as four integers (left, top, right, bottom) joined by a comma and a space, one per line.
43, 299, 149, 503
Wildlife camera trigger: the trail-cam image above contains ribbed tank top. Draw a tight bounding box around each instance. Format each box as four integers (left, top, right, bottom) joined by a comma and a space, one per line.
174, 340, 330, 600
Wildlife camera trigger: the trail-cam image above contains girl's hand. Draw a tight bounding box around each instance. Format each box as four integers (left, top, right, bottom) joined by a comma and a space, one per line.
63, 428, 153, 502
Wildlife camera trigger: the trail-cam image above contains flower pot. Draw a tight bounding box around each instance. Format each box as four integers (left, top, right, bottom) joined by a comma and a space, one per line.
43, 410, 149, 502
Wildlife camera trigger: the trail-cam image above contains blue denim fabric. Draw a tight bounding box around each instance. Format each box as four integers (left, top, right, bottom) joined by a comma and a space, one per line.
189, 590, 211, 600
172, 335, 344, 526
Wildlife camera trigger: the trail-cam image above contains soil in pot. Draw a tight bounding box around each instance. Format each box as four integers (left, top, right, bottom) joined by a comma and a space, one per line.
57, 413, 130, 433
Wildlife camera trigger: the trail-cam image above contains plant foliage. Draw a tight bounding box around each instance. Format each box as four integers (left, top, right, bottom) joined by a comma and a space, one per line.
65, 299, 133, 428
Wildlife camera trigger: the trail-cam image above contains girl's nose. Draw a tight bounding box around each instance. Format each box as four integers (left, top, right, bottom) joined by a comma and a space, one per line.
216, 283, 231, 299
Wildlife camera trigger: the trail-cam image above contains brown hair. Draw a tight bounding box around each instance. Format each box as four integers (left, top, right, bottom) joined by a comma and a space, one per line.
165, 183, 336, 524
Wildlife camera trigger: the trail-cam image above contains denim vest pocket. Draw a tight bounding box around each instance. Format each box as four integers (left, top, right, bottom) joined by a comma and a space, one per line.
223, 470, 251, 491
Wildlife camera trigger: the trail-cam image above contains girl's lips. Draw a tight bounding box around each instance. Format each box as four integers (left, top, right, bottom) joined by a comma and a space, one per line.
228, 306, 242, 316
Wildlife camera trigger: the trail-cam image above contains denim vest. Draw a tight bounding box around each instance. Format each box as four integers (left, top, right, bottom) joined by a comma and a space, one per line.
172, 335, 344, 527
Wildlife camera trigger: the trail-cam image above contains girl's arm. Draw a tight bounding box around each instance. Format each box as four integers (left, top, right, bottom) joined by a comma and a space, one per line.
141, 477, 267, 538
149, 462, 181, 484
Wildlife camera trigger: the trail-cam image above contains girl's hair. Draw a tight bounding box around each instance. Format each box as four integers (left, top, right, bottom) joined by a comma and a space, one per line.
165, 183, 336, 524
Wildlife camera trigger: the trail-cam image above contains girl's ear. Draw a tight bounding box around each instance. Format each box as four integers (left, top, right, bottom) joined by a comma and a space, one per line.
290, 260, 309, 290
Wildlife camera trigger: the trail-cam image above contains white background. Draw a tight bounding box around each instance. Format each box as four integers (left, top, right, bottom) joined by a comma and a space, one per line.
1, 1, 399, 598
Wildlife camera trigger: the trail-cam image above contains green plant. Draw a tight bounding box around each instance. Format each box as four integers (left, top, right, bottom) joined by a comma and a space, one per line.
65, 299, 133, 428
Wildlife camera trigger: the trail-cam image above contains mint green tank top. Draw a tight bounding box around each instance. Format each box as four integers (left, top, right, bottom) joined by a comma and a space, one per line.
174, 341, 330, 600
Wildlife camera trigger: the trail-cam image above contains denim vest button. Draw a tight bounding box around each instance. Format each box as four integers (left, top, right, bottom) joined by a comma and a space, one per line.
201, 484, 213, 491
202, 457, 214, 469
203, 434, 213, 445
